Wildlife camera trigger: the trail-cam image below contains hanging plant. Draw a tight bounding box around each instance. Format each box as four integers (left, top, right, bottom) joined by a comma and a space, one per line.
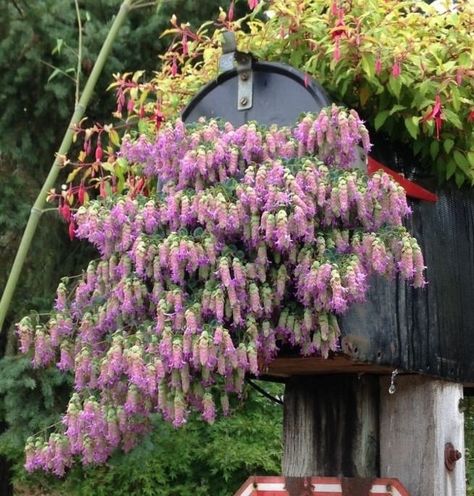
18, 105, 425, 474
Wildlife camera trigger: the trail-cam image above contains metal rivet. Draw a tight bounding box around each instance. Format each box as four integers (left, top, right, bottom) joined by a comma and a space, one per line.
240, 97, 248, 106
240, 71, 249, 81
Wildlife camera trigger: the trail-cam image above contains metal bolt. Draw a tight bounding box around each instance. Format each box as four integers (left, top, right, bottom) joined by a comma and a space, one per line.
240, 71, 249, 81
445, 442, 462, 471
240, 97, 248, 106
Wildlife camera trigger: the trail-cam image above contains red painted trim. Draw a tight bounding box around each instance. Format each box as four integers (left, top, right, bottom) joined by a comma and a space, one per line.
368, 156, 438, 202
234, 476, 410, 496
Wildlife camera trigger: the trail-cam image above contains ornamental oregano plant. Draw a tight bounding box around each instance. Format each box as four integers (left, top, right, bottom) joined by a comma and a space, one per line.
17, 105, 425, 475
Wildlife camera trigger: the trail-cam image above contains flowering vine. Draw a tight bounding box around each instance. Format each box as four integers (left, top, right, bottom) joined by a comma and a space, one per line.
17, 105, 425, 475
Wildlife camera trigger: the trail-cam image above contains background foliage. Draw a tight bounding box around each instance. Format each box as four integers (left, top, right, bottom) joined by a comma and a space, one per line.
1, 0, 473, 493
102, 0, 472, 190
0, 1, 277, 494
0, 357, 281, 495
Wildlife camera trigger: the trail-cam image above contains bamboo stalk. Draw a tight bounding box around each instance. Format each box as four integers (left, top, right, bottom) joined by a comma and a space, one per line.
0, 0, 134, 333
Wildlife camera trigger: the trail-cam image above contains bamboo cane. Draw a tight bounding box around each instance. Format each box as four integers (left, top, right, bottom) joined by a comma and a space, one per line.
0, 0, 134, 333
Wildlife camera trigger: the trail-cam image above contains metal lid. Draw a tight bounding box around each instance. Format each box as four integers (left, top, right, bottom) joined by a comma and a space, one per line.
182, 61, 330, 127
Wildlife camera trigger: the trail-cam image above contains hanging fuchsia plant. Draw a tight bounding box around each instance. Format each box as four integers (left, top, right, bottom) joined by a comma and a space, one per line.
17, 105, 425, 475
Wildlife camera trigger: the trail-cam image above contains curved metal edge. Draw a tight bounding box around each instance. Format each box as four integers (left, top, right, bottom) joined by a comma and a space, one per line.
181, 60, 331, 122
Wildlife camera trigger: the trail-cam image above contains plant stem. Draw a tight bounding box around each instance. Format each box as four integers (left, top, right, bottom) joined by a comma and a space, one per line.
0, 0, 134, 334
74, 0, 83, 105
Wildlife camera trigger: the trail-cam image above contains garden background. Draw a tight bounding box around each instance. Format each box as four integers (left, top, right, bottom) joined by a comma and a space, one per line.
0, 1, 472, 494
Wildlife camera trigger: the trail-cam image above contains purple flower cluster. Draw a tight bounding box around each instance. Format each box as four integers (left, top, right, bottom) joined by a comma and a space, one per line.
294, 105, 371, 168
18, 107, 425, 473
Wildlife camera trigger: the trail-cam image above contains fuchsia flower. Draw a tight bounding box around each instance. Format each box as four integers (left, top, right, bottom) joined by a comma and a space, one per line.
375, 54, 382, 75
391, 58, 401, 78
421, 94, 444, 140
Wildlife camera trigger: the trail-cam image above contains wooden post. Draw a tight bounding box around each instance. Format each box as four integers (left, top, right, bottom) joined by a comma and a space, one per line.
282, 375, 379, 478
379, 375, 466, 496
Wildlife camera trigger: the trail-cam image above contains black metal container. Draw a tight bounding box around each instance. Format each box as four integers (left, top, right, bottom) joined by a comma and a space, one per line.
183, 59, 474, 386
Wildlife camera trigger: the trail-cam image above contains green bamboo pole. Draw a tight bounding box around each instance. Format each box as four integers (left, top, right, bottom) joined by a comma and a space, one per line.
0, 0, 134, 333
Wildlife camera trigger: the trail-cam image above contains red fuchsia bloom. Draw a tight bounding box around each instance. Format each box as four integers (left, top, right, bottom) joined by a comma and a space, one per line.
171, 57, 178, 77
375, 54, 382, 75
331, 10, 346, 41
391, 58, 401, 78
78, 182, 86, 205
228, 1, 235, 22
95, 140, 103, 162
468, 109, 474, 123
421, 94, 444, 140
333, 38, 341, 62
248, 0, 259, 9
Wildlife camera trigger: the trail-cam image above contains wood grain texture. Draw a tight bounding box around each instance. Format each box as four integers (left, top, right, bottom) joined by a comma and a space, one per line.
379, 375, 466, 496
282, 375, 379, 478
339, 186, 474, 385
262, 354, 393, 378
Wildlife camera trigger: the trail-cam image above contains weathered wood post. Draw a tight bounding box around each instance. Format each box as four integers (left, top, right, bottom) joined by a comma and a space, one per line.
183, 36, 471, 495
283, 375, 379, 479
379, 376, 465, 496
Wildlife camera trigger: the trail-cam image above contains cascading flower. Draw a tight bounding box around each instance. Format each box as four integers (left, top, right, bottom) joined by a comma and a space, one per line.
18, 107, 425, 473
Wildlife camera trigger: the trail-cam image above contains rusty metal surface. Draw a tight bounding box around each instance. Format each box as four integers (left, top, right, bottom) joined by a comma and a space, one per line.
340, 478, 374, 496
445, 442, 462, 471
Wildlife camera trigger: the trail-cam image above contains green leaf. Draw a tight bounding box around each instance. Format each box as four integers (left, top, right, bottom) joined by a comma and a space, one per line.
451, 86, 461, 112
108, 129, 120, 147
453, 150, 469, 170
52, 38, 64, 55
413, 141, 424, 156
404, 116, 420, 139
361, 53, 375, 80
458, 52, 471, 67
359, 84, 371, 107
467, 152, 474, 168
389, 104, 406, 115
446, 159, 456, 180
66, 167, 81, 183
388, 75, 402, 99
138, 119, 150, 135
430, 140, 440, 159
374, 110, 390, 130
47, 67, 62, 83
455, 169, 466, 188
443, 139, 455, 154
443, 109, 463, 129
101, 163, 115, 173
